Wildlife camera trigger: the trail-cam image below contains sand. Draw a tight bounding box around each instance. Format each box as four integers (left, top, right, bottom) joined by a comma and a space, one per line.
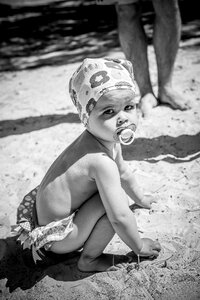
0, 2, 200, 298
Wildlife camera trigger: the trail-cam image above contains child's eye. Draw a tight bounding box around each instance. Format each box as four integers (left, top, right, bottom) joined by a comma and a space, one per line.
125, 104, 135, 111
103, 109, 114, 115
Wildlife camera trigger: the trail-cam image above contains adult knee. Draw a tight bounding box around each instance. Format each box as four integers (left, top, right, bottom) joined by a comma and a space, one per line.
152, 0, 180, 22
116, 3, 142, 23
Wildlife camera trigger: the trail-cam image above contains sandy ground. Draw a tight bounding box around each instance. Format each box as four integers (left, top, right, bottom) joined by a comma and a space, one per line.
0, 13, 200, 299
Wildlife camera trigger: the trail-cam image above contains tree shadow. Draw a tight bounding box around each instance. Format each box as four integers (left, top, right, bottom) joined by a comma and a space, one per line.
0, 112, 80, 137
0, 0, 119, 71
0, 0, 199, 71
0, 235, 133, 293
122, 132, 200, 163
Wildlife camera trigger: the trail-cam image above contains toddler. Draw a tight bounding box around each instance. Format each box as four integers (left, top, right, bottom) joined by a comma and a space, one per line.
17, 57, 161, 272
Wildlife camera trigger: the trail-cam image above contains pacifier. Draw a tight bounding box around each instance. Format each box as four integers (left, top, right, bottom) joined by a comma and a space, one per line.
118, 128, 135, 145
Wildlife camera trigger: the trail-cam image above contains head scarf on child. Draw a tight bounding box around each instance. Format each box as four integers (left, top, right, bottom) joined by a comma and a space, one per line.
69, 57, 136, 126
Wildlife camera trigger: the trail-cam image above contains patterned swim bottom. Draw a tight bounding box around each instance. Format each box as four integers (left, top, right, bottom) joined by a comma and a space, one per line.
17, 186, 75, 263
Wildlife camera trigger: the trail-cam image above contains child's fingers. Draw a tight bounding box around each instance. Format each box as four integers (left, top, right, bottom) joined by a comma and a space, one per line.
144, 194, 158, 203
150, 250, 160, 258
152, 198, 158, 203
150, 197, 158, 204
153, 240, 162, 251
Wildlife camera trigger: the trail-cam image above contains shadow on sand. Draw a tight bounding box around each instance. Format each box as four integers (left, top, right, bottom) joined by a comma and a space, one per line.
122, 132, 200, 163
0, 235, 133, 292
0, 112, 199, 163
0, 113, 80, 138
1, 112, 199, 164
0, 0, 119, 71
0, 0, 200, 71
1, 233, 200, 298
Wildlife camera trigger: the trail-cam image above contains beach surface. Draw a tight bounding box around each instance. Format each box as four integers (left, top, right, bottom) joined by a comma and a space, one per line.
0, 1, 200, 299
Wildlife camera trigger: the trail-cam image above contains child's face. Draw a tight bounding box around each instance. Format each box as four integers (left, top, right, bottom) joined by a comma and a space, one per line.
87, 89, 138, 144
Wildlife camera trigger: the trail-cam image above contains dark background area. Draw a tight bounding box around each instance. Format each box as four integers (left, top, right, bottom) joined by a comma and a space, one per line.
0, 0, 200, 71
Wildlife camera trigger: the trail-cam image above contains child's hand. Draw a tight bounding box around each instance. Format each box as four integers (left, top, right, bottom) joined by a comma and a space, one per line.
137, 194, 157, 209
138, 238, 161, 257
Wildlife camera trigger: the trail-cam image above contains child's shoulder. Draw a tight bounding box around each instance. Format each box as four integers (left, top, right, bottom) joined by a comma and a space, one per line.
61, 130, 114, 165
76, 130, 112, 155
79, 131, 116, 162
87, 142, 119, 179
89, 151, 118, 182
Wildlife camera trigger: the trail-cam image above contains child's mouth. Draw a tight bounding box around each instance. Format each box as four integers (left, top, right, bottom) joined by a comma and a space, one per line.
114, 124, 136, 145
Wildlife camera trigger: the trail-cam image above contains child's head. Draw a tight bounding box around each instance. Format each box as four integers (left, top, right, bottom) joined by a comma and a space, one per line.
69, 57, 137, 127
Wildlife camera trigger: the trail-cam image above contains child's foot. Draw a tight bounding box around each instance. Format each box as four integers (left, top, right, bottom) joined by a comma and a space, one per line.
139, 93, 158, 118
78, 253, 120, 272
158, 86, 190, 110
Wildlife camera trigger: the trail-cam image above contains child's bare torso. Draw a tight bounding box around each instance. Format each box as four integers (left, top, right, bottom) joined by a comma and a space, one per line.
36, 130, 114, 225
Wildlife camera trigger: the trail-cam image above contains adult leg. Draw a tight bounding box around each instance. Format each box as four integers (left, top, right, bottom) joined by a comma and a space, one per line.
50, 193, 115, 272
116, 2, 158, 118
152, 0, 189, 109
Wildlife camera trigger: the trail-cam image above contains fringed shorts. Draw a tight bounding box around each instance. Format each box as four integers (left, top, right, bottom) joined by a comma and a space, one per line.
16, 186, 76, 263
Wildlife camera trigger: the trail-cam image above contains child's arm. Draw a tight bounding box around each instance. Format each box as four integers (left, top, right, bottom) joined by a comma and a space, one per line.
115, 144, 156, 209
91, 154, 160, 257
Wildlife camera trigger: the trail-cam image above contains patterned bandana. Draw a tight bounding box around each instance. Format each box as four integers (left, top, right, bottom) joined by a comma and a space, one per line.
69, 57, 136, 126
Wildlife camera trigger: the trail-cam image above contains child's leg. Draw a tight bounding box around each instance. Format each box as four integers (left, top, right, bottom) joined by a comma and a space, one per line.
78, 214, 115, 272
78, 189, 134, 271
50, 192, 115, 271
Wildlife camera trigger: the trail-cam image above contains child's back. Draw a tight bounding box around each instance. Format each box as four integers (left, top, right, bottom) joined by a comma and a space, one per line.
36, 130, 112, 226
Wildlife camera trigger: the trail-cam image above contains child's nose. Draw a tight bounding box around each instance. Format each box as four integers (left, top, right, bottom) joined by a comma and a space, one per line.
117, 112, 128, 126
